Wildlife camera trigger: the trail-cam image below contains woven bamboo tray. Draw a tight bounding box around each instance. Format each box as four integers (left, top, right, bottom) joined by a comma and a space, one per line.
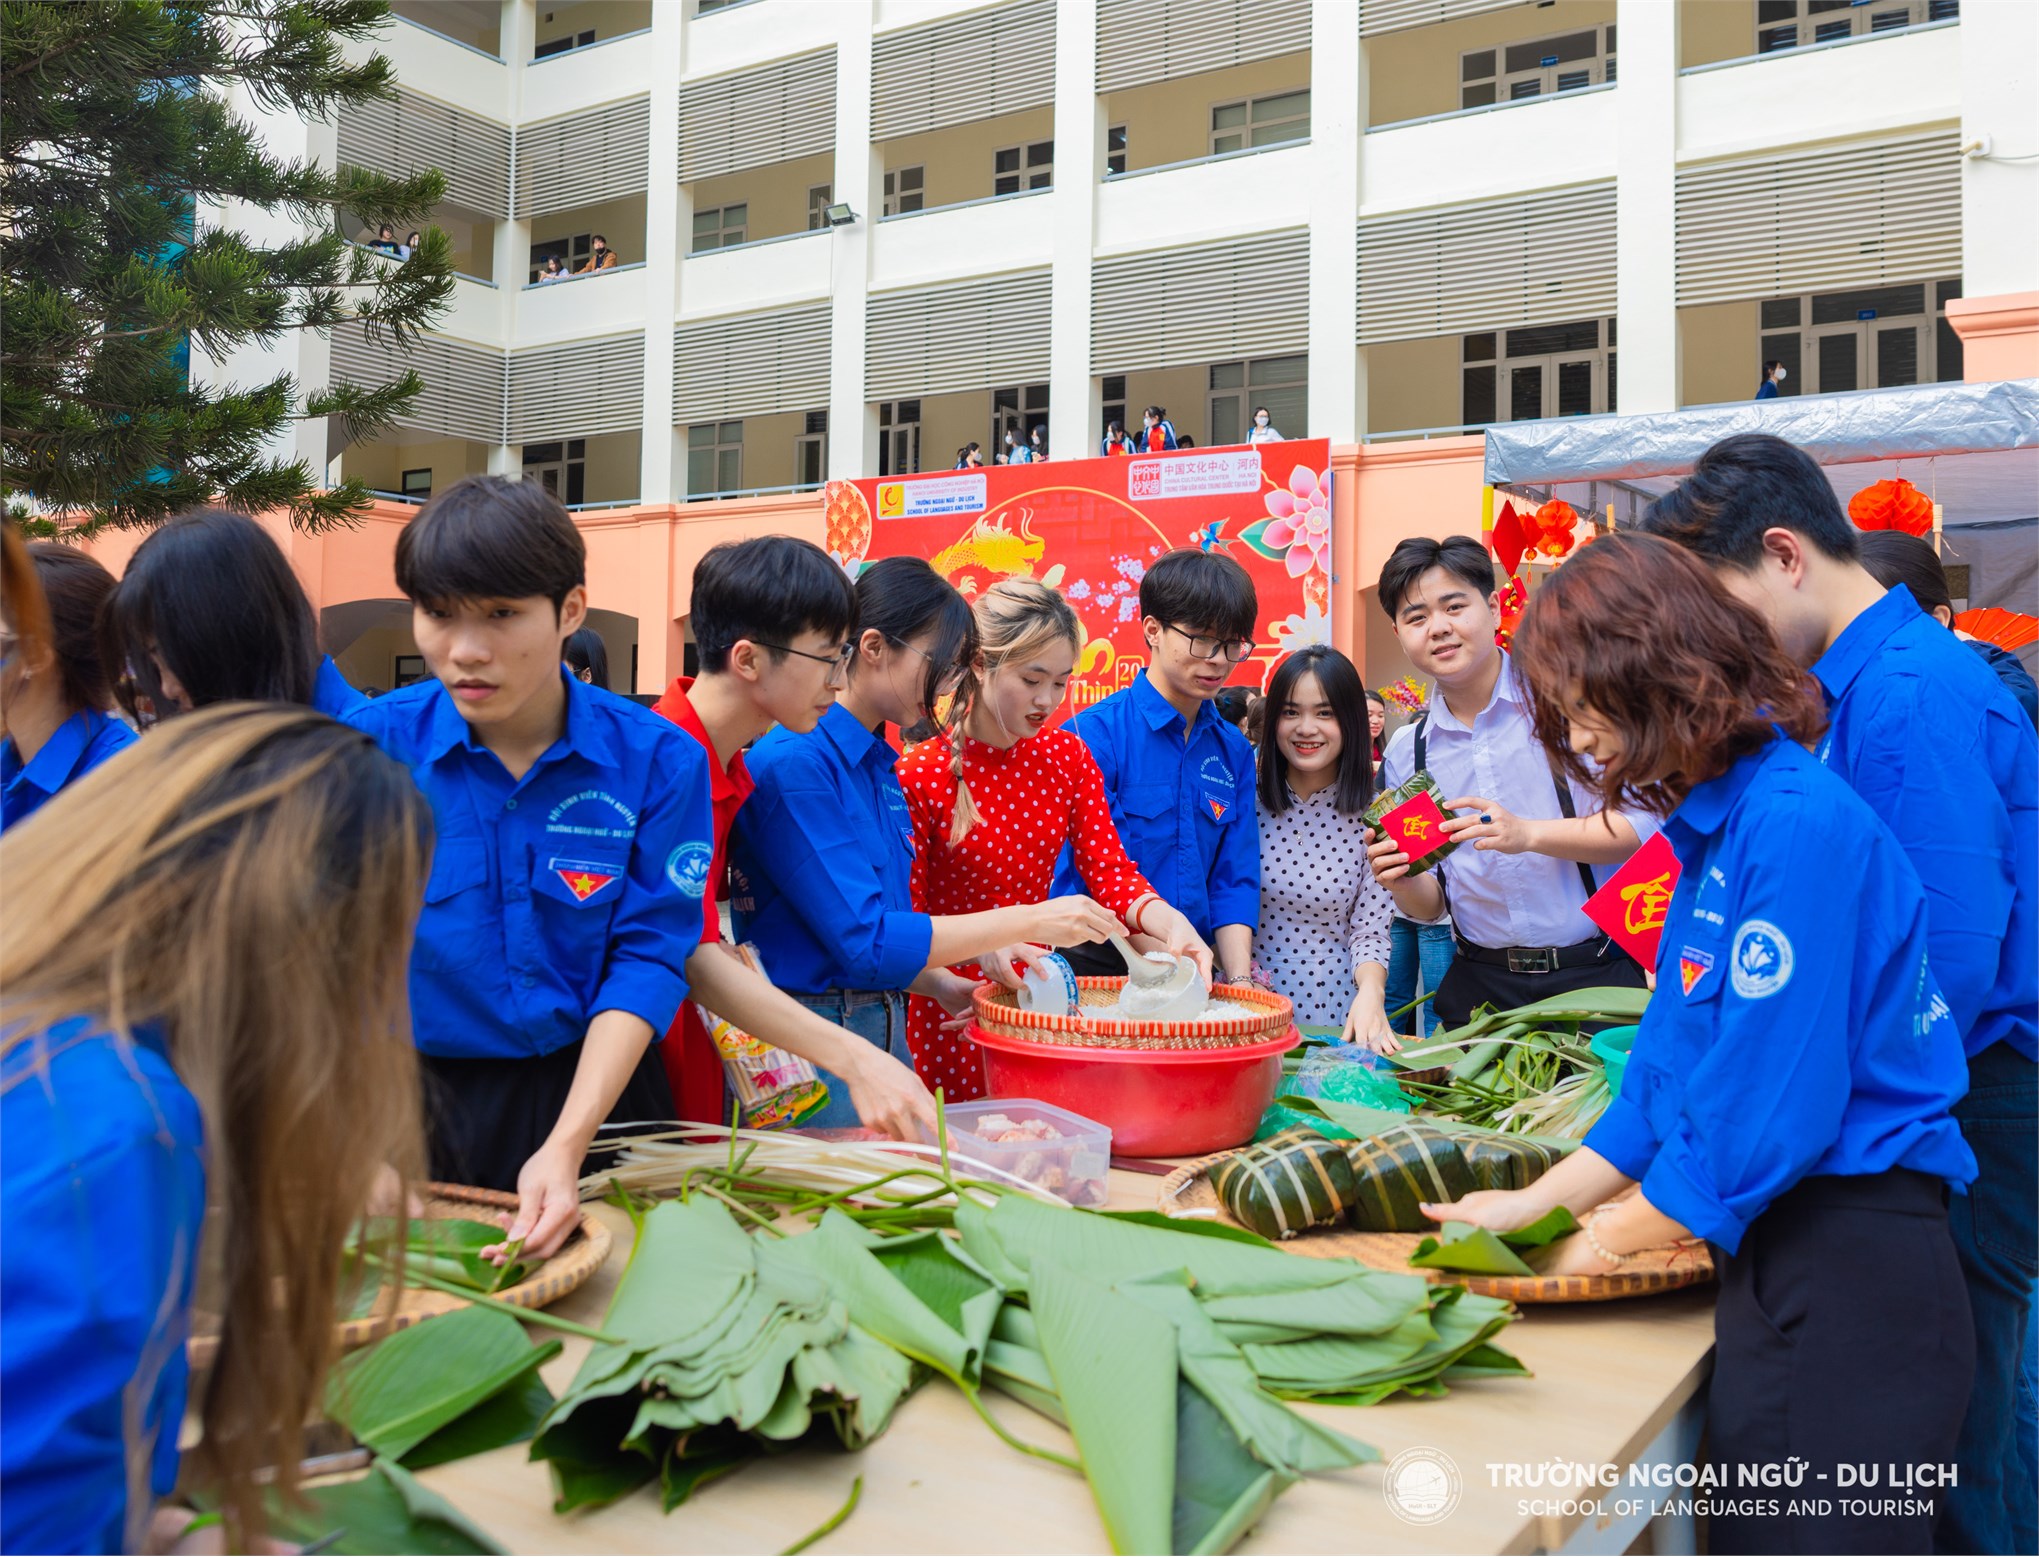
971, 977, 1295, 1051
1156, 1157, 1714, 1304
187, 1182, 611, 1367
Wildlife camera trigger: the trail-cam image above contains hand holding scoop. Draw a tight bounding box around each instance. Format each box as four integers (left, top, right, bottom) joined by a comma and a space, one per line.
1108, 932, 1211, 1021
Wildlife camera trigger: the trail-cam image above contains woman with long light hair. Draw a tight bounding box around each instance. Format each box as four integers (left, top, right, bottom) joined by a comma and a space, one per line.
1, 705, 432, 1553
895, 579, 1210, 1100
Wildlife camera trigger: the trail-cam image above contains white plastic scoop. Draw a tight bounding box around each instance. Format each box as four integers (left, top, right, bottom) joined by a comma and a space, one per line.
1107, 935, 1211, 1022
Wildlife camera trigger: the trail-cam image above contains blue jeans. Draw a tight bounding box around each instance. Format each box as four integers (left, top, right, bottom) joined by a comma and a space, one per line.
789, 988, 912, 1131
1939, 1041, 2039, 1555
1384, 918, 1456, 1037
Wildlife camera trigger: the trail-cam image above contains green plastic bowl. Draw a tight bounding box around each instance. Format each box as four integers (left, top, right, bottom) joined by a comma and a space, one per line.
1590, 1024, 1641, 1100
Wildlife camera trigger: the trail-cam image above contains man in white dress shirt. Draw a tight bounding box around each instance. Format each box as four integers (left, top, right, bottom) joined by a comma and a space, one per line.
1365, 535, 1654, 1026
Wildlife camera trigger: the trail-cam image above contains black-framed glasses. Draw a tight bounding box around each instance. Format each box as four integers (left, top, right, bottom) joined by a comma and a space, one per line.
757, 640, 856, 687
1164, 623, 1256, 663
897, 638, 966, 698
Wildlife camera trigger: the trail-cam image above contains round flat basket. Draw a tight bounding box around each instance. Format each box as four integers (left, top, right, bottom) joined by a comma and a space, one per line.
1156, 1157, 1714, 1304
972, 977, 1293, 1050
187, 1182, 611, 1368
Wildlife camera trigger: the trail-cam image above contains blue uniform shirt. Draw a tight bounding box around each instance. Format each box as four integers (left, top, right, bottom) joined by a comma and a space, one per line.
1811, 585, 2038, 1063
1588, 737, 1976, 1254
313, 655, 369, 720
347, 672, 713, 1061
1053, 672, 1260, 942
2, 1017, 205, 1555
730, 703, 933, 995
0, 706, 136, 832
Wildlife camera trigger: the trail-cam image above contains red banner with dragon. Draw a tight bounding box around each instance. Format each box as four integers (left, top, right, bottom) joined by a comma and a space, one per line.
821, 440, 1333, 712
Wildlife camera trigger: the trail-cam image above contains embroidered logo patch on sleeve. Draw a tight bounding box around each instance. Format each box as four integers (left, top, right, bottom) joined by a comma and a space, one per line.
665, 841, 714, 899
1729, 920, 1794, 999
1677, 946, 1715, 997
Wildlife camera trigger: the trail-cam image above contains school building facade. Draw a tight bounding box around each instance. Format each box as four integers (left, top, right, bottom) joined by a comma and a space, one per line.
180, 0, 2037, 693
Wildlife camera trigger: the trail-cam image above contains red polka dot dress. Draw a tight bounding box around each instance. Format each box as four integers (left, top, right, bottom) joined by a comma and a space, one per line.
897, 728, 1154, 1101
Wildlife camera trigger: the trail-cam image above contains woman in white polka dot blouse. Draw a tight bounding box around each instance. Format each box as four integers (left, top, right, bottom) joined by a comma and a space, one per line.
1255, 646, 1439, 1048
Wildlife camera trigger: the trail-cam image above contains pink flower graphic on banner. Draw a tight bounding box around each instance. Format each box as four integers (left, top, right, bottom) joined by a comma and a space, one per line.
1247, 467, 1333, 578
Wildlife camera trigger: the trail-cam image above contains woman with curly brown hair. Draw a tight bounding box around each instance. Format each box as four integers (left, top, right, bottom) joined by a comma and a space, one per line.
1425, 533, 1977, 1556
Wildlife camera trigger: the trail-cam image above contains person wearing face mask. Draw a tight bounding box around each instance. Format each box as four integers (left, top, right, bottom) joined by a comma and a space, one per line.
1246, 406, 1283, 444
1254, 646, 1413, 1047
1755, 360, 1787, 399
896, 579, 1212, 1101
574, 233, 616, 274
1139, 405, 1179, 453
1364, 535, 1655, 1028
1004, 426, 1032, 465
732, 559, 1123, 1125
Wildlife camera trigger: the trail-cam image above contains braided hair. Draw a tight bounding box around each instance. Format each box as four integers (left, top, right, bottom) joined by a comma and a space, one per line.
948, 578, 1084, 845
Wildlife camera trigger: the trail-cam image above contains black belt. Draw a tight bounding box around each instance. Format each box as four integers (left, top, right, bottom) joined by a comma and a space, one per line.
1452, 935, 1621, 975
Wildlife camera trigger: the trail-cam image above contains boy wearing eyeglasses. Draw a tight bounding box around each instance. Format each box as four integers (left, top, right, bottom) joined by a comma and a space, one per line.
1053, 548, 1262, 984
651, 536, 937, 1136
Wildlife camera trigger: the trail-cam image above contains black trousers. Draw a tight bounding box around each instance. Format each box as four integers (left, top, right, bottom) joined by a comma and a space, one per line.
419, 1039, 678, 1192
1709, 1168, 1975, 1556
1430, 940, 1646, 1029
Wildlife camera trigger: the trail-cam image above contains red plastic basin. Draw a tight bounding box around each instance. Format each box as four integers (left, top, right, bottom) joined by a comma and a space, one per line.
968, 1022, 1297, 1157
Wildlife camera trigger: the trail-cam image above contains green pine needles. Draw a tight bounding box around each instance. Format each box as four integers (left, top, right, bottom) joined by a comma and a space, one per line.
0, 0, 453, 533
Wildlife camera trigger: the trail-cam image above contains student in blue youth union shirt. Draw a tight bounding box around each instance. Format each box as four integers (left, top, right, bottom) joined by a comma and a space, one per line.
1052, 548, 1261, 981
2, 707, 432, 1554
733, 558, 1124, 1125
348, 477, 712, 1261
1642, 433, 2037, 1556
1, 535, 135, 832
1430, 537, 1977, 1557
99, 507, 367, 725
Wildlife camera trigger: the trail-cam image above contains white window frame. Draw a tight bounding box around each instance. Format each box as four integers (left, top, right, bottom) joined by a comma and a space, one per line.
1756, 279, 1958, 396
1207, 356, 1308, 448
993, 140, 1053, 197
794, 410, 828, 488
878, 400, 920, 476
991, 383, 1050, 456
691, 203, 747, 253
806, 185, 833, 232
1461, 320, 1613, 427
686, 421, 743, 496
1460, 25, 1615, 108
1209, 89, 1309, 157
1755, 0, 1955, 54
1106, 124, 1127, 177
881, 166, 924, 217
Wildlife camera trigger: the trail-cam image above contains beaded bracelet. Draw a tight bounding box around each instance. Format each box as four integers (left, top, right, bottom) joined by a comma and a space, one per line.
1580, 1207, 1632, 1270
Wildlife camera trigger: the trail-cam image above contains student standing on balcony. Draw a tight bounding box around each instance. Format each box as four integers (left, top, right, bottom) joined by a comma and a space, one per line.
1139, 405, 1179, 452
1247, 406, 1284, 444
574, 233, 617, 273
1102, 419, 1134, 456
732, 558, 1122, 1124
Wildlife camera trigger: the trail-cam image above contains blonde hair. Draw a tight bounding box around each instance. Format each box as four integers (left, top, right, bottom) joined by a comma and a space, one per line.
0, 705, 432, 1550
949, 579, 1084, 844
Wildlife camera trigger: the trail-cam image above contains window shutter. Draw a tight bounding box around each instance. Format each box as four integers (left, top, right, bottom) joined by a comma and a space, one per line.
866, 270, 1051, 399
515, 97, 651, 219
338, 88, 512, 219
1095, 0, 1310, 93
507, 334, 646, 442
1354, 182, 1616, 344
672, 306, 832, 422
1091, 229, 1308, 373
678, 48, 837, 182
871, 2, 1055, 141
1674, 132, 1961, 307
330, 325, 506, 444
1358, 0, 1530, 40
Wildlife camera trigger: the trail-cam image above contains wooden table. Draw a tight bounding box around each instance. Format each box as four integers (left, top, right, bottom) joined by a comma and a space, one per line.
417, 1172, 1716, 1556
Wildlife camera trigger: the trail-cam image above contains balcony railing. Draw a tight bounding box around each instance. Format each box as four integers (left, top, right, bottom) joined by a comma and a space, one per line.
530, 27, 653, 64
1368, 84, 1613, 136
1103, 137, 1312, 181
391, 13, 504, 62
1681, 15, 1958, 75
878, 185, 1052, 223
523, 260, 649, 290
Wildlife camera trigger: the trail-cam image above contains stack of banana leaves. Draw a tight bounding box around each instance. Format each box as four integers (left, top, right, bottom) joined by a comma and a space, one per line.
1385, 986, 1651, 1140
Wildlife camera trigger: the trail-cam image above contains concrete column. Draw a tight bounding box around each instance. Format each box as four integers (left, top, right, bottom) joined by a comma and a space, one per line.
1307, 0, 1361, 444
1614, 0, 1678, 412
491, 0, 538, 473
1959, 0, 2039, 299
827, 1, 877, 479
640, 3, 685, 502
1046, 0, 1100, 463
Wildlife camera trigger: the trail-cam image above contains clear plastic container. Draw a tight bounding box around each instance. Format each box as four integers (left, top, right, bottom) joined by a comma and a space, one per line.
929, 1097, 1112, 1207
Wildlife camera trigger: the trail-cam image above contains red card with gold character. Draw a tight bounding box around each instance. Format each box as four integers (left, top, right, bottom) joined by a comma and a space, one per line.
1376, 791, 1452, 865
1583, 831, 1682, 967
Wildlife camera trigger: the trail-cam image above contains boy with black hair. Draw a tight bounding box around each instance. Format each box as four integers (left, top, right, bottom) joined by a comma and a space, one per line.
348, 475, 711, 1261
1641, 432, 2037, 1556
649, 535, 936, 1136
1364, 534, 1653, 1024
1053, 548, 1260, 981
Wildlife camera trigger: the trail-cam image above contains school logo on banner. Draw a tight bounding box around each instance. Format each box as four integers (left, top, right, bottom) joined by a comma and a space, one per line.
1730, 920, 1794, 999
1678, 946, 1715, 998
553, 861, 617, 902
665, 841, 714, 899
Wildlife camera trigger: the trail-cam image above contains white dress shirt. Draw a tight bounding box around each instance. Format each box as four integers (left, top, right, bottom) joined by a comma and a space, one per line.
1378, 653, 1657, 952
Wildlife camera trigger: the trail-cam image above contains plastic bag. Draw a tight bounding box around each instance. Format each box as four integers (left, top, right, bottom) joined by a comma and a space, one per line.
694, 944, 829, 1129
1254, 1045, 1412, 1140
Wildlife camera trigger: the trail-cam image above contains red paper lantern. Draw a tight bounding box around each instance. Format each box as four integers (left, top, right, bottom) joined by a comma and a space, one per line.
1527, 499, 1580, 559
1849, 478, 1934, 537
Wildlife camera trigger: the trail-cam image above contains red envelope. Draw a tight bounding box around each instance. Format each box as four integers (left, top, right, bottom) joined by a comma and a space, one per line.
1583, 831, 1682, 968
1377, 791, 1451, 862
